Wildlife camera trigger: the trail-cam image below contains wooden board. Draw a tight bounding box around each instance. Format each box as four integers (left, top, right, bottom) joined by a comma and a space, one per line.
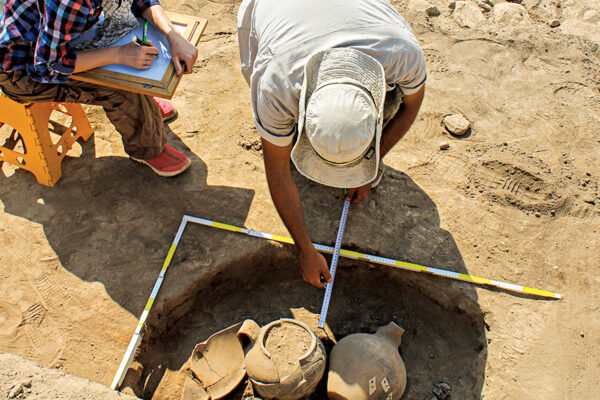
70, 12, 207, 99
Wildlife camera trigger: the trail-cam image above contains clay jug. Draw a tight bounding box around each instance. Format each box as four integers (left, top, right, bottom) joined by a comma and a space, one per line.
237, 318, 326, 400
327, 322, 407, 400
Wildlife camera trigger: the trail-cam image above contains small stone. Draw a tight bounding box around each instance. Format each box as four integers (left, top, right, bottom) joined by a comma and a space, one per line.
581, 194, 596, 205
409, 0, 440, 17
439, 141, 450, 150
22, 379, 32, 388
549, 19, 560, 27
477, 0, 492, 12
493, 3, 531, 24
452, 1, 486, 28
449, 1, 456, 10
534, 212, 541, 218
426, 5, 441, 17
433, 382, 452, 399
8, 384, 23, 399
580, 331, 585, 338
443, 114, 470, 136
552, 265, 559, 270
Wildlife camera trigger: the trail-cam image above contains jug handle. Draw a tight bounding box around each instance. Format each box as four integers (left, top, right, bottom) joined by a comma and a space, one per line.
237, 319, 261, 351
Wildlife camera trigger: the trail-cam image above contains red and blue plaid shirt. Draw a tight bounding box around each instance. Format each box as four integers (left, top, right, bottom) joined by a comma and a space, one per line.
0, 0, 160, 83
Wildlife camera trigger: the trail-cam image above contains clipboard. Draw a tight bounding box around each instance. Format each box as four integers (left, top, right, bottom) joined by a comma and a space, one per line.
70, 12, 207, 99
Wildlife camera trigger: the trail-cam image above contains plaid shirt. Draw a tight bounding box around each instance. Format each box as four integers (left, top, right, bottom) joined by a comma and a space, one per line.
0, 0, 160, 83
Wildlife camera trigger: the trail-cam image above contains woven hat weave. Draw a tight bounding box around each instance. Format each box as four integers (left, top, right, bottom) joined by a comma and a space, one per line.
291, 48, 386, 188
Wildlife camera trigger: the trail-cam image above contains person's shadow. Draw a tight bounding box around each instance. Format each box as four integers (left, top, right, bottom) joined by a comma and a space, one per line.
134, 163, 487, 400
0, 127, 255, 317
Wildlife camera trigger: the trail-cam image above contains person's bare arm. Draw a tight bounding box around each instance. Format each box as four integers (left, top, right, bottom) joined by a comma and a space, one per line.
142, 5, 198, 75
73, 41, 159, 73
345, 85, 425, 204
261, 138, 332, 288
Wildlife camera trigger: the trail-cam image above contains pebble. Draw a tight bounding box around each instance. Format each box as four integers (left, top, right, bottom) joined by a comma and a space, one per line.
452, 1, 486, 28
409, 0, 440, 17
549, 19, 561, 27
432, 381, 452, 399
580, 331, 585, 338
426, 5, 441, 17
439, 141, 450, 150
22, 379, 32, 388
581, 194, 596, 204
8, 384, 23, 399
493, 2, 531, 25
443, 114, 470, 136
477, 0, 493, 12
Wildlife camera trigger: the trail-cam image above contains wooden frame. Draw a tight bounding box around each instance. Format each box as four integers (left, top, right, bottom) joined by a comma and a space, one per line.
70, 12, 207, 99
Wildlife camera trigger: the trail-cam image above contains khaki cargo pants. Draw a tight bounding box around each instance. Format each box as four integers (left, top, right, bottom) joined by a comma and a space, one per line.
0, 70, 166, 159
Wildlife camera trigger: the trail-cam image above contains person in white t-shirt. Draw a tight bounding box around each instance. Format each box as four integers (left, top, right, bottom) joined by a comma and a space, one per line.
237, 0, 427, 288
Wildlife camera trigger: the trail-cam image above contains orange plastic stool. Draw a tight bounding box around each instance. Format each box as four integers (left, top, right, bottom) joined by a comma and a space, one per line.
0, 91, 94, 186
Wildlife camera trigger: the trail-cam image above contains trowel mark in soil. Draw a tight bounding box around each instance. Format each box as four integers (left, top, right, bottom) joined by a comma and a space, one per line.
133, 250, 486, 400
465, 145, 563, 214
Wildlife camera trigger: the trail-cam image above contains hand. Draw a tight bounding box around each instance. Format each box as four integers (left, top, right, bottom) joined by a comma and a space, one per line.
345, 183, 371, 205
117, 41, 158, 69
166, 31, 198, 75
299, 248, 332, 289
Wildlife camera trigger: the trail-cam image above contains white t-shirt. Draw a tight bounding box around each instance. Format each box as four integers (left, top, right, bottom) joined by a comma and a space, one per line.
238, 0, 427, 146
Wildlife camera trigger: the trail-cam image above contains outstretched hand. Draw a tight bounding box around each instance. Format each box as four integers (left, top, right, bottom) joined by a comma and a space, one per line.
345, 182, 371, 205
300, 248, 332, 289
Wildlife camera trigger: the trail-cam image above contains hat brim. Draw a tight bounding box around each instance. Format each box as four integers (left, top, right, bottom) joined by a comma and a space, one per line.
291, 48, 386, 188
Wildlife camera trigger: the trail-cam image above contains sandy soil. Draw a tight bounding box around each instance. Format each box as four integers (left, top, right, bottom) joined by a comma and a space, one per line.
1, 0, 599, 399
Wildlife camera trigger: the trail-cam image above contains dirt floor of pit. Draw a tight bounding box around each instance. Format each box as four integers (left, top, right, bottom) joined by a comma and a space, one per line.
130, 253, 486, 400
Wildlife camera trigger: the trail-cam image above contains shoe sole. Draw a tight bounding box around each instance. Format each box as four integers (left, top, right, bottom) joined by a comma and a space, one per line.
130, 155, 191, 177
162, 109, 178, 123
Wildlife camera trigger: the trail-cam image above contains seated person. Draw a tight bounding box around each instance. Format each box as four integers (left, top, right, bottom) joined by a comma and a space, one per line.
0, 0, 198, 177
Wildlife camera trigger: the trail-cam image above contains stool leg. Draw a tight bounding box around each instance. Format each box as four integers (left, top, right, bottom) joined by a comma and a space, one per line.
58, 103, 94, 142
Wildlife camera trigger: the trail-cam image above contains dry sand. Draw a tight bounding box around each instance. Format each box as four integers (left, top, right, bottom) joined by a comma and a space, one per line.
1, 0, 599, 399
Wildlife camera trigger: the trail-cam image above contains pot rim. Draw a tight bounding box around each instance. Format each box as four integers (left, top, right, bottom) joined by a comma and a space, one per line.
257, 318, 317, 362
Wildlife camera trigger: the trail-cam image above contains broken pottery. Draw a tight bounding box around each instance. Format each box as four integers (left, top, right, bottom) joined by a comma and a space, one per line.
327, 322, 407, 400
237, 318, 326, 400
182, 322, 246, 400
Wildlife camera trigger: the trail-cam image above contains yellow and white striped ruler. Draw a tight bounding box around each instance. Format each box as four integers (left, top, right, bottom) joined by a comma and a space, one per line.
110, 218, 188, 390
111, 214, 562, 391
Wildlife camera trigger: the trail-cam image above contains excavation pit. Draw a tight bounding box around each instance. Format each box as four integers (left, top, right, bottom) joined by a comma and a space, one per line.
129, 246, 487, 400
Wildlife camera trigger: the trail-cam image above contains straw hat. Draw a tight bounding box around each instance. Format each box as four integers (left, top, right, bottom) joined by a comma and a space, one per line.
291, 48, 386, 188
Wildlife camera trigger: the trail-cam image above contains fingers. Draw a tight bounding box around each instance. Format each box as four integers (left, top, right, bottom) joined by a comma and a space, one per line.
172, 55, 182, 75
345, 188, 356, 202
345, 186, 371, 204
183, 58, 193, 74
352, 187, 370, 204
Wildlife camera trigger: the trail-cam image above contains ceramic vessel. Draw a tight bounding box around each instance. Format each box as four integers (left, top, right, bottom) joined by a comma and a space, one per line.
237, 318, 326, 400
327, 322, 407, 400
182, 322, 246, 400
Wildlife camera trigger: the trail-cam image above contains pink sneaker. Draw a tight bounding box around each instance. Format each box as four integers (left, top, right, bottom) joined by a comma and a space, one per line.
131, 144, 191, 177
153, 97, 178, 122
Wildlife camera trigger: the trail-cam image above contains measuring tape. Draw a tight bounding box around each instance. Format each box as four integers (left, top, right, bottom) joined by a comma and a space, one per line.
112, 213, 562, 391
318, 199, 351, 328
